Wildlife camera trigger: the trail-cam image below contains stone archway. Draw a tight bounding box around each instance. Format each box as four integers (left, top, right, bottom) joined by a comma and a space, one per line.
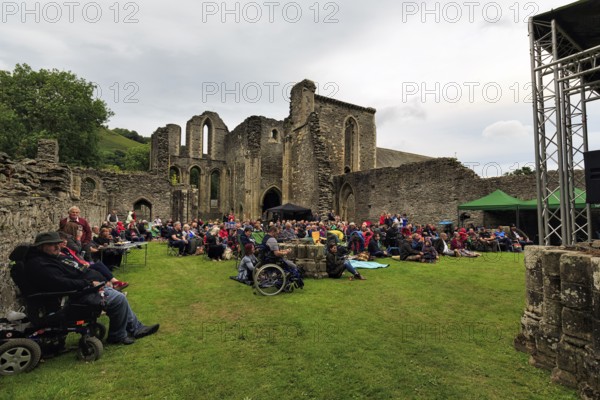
262, 187, 282, 214
133, 198, 152, 221
339, 183, 355, 222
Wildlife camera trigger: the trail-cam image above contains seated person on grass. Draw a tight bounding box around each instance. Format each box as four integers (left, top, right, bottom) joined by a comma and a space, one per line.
477, 227, 499, 251
508, 224, 534, 250
367, 232, 388, 258
25, 231, 158, 345
240, 226, 255, 247
494, 226, 513, 251
232, 243, 258, 284
421, 238, 438, 263
169, 221, 189, 256
326, 243, 366, 280
433, 232, 460, 257
58, 232, 129, 291
92, 227, 124, 270
399, 236, 423, 262
450, 232, 481, 257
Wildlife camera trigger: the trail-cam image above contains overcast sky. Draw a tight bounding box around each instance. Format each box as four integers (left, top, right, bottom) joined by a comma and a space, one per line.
1, 0, 597, 176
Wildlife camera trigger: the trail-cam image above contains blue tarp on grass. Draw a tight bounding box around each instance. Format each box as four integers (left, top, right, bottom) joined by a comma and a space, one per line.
349, 260, 390, 269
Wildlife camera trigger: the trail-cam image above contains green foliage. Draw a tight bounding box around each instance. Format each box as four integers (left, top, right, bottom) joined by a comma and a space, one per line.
505, 166, 534, 176
170, 171, 179, 185
0, 246, 577, 399
0, 64, 113, 166
124, 143, 150, 171
113, 127, 149, 144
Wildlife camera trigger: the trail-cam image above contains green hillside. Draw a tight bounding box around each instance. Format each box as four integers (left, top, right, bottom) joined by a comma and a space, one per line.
98, 127, 145, 152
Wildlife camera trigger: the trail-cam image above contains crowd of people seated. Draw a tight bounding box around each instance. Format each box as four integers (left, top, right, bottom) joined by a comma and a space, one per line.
145, 210, 534, 267
23, 206, 160, 346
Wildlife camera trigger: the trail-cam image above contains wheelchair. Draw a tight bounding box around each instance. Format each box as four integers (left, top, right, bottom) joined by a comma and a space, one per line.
252, 248, 304, 296
0, 244, 106, 376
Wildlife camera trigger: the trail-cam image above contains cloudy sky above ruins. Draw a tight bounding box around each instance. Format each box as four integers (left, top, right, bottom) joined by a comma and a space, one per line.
1, 0, 597, 176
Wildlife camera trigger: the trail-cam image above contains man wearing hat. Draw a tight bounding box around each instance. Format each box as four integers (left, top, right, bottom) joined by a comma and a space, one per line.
24, 232, 159, 345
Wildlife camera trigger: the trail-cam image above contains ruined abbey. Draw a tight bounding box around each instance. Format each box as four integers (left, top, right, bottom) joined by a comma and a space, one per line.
0, 78, 591, 313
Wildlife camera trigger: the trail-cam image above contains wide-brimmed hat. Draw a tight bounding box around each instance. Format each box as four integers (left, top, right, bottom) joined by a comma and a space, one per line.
33, 231, 63, 246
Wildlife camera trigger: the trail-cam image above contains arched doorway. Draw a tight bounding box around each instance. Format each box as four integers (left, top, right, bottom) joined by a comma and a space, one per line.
262, 187, 282, 213
133, 198, 152, 222
339, 183, 355, 222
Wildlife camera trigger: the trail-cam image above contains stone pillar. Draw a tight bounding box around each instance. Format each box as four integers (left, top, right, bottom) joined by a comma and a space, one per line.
36, 139, 59, 163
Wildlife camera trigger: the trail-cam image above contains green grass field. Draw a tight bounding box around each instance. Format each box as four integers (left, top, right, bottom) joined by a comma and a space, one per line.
0, 244, 578, 400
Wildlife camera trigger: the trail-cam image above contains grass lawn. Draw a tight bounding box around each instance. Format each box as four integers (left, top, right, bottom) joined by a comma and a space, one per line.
0, 243, 578, 400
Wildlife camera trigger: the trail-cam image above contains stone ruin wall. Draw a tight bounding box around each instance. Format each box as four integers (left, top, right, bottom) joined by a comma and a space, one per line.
0, 141, 172, 316
332, 158, 535, 225
515, 245, 600, 399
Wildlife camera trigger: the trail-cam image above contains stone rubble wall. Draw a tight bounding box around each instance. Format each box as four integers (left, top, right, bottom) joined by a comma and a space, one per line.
515, 245, 600, 399
0, 145, 172, 317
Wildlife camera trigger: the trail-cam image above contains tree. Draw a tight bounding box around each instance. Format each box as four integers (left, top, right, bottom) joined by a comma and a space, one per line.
0, 64, 113, 166
123, 144, 150, 171
504, 166, 535, 176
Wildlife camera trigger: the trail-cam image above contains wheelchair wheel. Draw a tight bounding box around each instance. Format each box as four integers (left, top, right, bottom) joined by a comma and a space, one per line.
88, 322, 107, 341
0, 339, 42, 376
77, 336, 103, 362
254, 264, 286, 296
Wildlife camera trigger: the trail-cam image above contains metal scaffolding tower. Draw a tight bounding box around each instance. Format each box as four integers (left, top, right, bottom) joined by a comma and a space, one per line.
529, 1, 600, 245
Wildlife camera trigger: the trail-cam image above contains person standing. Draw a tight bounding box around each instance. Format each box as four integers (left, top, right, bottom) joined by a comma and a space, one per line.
106, 209, 119, 228
60, 206, 92, 246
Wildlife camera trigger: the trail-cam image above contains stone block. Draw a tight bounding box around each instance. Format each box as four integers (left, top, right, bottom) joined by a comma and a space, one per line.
556, 339, 586, 374
562, 308, 592, 341
561, 282, 592, 310
530, 352, 556, 370
561, 254, 592, 285
536, 322, 560, 357
552, 367, 579, 388
296, 245, 307, 259
525, 246, 543, 271
521, 312, 541, 339
592, 257, 600, 291
543, 274, 562, 302
542, 300, 563, 326
542, 249, 570, 277
592, 318, 600, 353
592, 291, 600, 320
526, 267, 543, 291
298, 259, 316, 274
526, 289, 543, 315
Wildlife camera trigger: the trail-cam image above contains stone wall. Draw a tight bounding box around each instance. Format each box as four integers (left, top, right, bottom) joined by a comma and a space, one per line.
515, 245, 600, 399
0, 143, 172, 316
332, 157, 539, 225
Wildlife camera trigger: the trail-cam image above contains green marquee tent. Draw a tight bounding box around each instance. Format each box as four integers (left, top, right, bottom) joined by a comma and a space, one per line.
458, 190, 524, 211
520, 188, 590, 209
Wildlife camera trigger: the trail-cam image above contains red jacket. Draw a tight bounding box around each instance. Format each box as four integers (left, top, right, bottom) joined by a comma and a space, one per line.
60, 216, 92, 246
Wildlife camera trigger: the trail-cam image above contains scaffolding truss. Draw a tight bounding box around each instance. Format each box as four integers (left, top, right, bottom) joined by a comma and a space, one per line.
529, 6, 600, 245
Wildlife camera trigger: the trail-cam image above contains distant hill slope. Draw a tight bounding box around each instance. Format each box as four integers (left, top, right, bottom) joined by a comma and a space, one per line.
98, 127, 145, 152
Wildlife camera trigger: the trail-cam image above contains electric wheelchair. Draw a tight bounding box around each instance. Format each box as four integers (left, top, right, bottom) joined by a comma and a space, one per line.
0, 244, 106, 376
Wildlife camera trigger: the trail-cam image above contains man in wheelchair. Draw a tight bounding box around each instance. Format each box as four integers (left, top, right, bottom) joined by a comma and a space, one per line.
24, 232, 159, 345
261, 225, 297, 270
